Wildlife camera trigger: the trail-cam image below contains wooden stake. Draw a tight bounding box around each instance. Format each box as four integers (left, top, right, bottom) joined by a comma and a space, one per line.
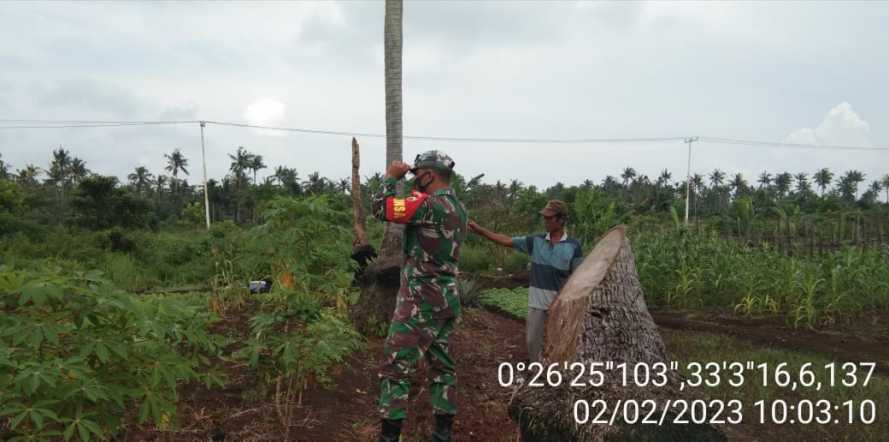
351, 137, 368, 247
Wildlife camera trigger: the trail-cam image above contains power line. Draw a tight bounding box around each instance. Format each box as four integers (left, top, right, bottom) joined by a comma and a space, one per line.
0, 119, 200, 124
0, 118, 687, 143
0, 118, 887, 151
701, 136, 888, 152
203, 120, 686, 144
0, 120, 198, 129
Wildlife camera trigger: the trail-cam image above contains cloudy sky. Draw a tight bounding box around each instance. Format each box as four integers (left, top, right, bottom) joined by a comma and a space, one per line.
1, 1, 888, 189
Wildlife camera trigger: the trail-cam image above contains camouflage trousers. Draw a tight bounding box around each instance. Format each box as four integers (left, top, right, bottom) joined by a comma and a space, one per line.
378, 311, 457, 420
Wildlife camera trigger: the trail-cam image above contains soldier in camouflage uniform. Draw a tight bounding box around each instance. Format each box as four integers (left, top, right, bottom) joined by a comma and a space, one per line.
373, 151, 467, 442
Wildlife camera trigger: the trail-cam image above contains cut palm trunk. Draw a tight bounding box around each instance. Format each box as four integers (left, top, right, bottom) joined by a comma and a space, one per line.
351, 0, 405, 336
508, 225, 726, 441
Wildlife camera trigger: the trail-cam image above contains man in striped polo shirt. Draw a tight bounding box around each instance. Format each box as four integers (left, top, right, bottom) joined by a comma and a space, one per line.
469, 200, 583, 362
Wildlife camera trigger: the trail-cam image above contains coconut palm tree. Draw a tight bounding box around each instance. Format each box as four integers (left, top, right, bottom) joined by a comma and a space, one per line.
757, 171, 772, 190
691, 173, 704, 217
868, 180, 882, 198
657, 169, 672, 187
882, 174, 889, 204
68, 158, 90, 184
794, 172, 811, 194
47, 147, 74, 213
228, 147, 252, 190
0, 153, 8, 180
729, 173, 747, 197
164, 149, 190, 178
708, 169, 725, 189
602, 175, 620, 194
384, 0, 403, 168
814, 168, 833, 196
128, 166, 154, 194
837, 170, 865, 202
164, 149, 189, 195
508, 179, 523, 202
248, 154, 266, 185
774, 172, 793, 197
620, 167, 637, 188
376, 0, 406, 270
48, 147, 71, 185
227, 147, 253, 222
154, 175, 168, 206
305, 171, 328, 195
15, 164, 41, 188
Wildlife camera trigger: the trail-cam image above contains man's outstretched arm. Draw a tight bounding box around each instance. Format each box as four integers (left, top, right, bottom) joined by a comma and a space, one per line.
468, 220, 514, 248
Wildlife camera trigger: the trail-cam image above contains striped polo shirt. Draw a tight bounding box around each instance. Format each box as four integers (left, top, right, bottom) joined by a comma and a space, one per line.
511, 231, 583, 311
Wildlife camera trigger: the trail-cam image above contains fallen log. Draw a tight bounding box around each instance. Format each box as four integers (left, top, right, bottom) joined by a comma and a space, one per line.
508, 225, 726, 441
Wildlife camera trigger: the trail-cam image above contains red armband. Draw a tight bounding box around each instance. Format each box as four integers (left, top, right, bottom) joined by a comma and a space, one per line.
385, 191, 429, 224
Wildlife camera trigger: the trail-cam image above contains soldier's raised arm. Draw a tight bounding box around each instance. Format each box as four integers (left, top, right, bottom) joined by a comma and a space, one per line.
372, 161, 431, 225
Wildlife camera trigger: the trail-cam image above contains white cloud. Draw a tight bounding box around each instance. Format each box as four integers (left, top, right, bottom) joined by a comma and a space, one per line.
785, 102, 872, 147
243, 98, 287, 137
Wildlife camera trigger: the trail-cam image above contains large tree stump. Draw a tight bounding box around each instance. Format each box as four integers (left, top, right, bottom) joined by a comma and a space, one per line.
347, 135, 404, 336
350, 253, 401, 336
508, 225, 726, 441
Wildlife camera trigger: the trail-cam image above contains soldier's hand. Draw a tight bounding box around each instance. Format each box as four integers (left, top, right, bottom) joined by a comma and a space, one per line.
468, 219, 481, 233
386, 161, 412, 179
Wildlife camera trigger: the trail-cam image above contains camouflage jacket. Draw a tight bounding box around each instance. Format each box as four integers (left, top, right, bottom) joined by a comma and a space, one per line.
373, 177, 468, 319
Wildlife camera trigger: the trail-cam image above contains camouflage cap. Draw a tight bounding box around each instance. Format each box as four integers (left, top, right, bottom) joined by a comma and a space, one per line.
411, 150, 455, 173
540, 200, 568, 217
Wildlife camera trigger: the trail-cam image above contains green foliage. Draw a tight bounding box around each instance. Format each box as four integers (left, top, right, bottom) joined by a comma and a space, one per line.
479, 287, 528, 319
457, 278, 482, 308
0, 267, 226, 440
458, 246, 494, 273
502, 251, 531, 273
181, 201, 205, 227
634, 229, 889, 327
232, 195, 362, 410
0, 179, 24, 214
70, 176, 153, 230
572, 187, 626, 246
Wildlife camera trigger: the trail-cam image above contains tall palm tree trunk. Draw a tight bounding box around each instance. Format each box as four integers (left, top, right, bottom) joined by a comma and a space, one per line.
352, 0, 405, 335
380, 0, 404, 258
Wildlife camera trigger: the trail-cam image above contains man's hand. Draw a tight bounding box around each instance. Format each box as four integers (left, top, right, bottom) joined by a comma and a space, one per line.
467, 219, 513, 247
468, 219, 481, 234
386, 161, 412, 179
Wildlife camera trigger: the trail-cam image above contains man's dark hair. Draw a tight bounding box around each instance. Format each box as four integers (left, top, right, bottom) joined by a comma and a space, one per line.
435, 168, 453, 183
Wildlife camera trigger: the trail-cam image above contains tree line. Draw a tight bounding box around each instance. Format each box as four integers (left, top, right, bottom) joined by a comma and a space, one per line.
1, 148, 888, 234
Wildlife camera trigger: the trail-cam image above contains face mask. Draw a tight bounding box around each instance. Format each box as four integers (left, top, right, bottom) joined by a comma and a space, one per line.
415, 171, 434, 192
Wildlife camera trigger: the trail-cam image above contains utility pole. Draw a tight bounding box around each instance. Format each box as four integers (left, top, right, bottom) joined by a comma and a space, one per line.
200, 121, 211, 230
683, 136, 699, 226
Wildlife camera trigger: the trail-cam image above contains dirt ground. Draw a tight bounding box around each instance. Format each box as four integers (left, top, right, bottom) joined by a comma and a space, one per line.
651, 309, 889, 375
117, 279, 888, 441
121, 307, 527, 442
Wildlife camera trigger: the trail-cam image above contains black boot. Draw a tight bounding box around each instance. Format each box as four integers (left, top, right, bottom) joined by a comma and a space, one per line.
379, 418, 402, 442
428, 414, 454, 442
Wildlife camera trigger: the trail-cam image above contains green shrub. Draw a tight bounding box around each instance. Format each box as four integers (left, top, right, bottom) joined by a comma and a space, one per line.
457, 277, 482, 307
458, 245, 494, 273
502, 251, 530, 273
0, 267, 225, 440
480, 287, 528, 319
